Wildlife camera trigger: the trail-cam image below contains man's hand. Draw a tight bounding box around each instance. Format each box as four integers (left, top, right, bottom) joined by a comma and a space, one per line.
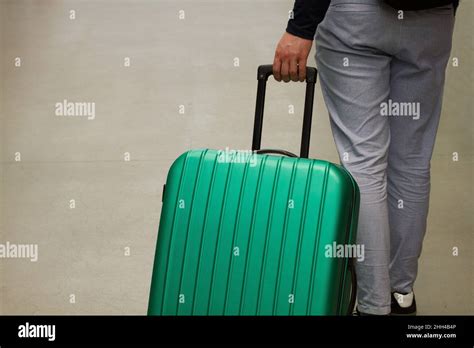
273, 32, 313, 83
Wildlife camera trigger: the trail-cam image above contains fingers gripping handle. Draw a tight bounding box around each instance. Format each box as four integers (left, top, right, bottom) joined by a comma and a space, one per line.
252, 64, 317, 158
257, 64, 317, 83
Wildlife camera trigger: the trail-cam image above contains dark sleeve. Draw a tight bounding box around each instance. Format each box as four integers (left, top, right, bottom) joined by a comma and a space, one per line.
286, 0, 331, 40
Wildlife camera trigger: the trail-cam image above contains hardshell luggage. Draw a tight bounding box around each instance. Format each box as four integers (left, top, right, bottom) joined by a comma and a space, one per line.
148, 65, 360, 315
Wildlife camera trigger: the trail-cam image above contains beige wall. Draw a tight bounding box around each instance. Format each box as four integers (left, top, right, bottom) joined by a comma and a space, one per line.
0, 0, 5, 315
0, 0, 472, 314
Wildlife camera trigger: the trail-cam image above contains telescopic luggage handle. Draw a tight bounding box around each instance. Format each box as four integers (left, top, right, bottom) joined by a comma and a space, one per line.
252, 64, 317, 158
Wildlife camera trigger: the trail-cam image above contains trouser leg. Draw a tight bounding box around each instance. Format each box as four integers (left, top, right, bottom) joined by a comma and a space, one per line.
315, 0, 396, 315
387, 7, 455, 294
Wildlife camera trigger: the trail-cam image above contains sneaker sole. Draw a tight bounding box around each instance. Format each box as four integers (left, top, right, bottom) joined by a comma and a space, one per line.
390, 311, 417, 316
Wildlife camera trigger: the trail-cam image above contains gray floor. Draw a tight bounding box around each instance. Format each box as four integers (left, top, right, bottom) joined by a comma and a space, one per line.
0, 0, 472, 314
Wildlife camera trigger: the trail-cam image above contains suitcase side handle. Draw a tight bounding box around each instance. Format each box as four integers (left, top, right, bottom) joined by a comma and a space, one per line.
255, 149, 298, 157
252, 64, 317, 158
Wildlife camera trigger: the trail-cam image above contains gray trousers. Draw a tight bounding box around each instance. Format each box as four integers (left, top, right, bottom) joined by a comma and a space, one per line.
315, 0, 455, 314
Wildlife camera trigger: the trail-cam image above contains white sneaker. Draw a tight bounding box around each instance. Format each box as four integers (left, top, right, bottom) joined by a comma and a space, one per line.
391, 291, 417, 315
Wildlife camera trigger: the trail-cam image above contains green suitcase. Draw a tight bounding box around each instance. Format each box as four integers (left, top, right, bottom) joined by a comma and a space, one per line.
148, 65, 360, 315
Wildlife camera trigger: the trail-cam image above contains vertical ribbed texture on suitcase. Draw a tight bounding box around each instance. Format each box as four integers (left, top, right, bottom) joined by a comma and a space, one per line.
149, 149, 359, 316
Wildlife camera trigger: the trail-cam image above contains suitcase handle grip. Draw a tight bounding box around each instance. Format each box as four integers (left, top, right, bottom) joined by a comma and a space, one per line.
252, 64, 317, 158
257, 64, 317, 83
